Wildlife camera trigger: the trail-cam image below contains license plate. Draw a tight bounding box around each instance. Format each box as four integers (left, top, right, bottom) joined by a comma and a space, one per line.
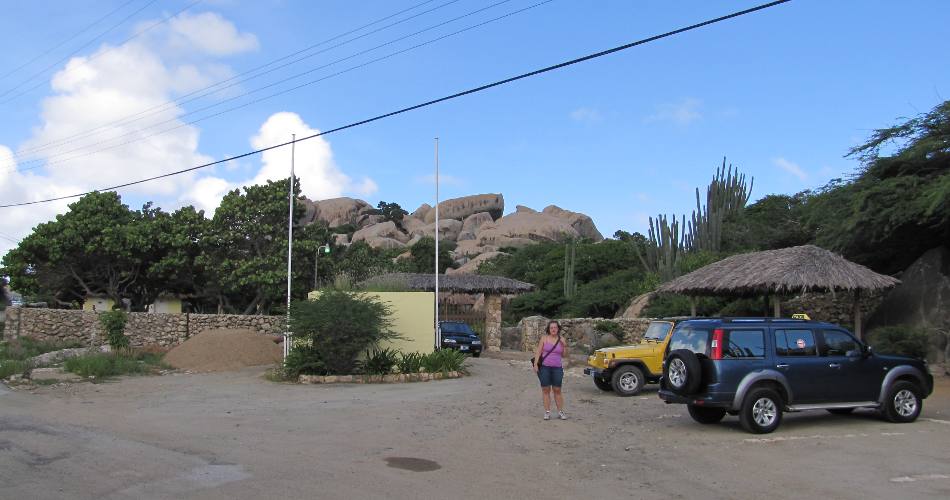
459, 345, 469, 351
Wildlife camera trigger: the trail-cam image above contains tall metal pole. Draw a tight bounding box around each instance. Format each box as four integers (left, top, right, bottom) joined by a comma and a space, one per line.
434, 137, 440, 350
285, 134, 296, 361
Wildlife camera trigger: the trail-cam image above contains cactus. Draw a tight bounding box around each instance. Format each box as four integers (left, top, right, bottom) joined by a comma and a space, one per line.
687, 158, 753, 253
563, 239, 577, 299
634, 213, 685, 281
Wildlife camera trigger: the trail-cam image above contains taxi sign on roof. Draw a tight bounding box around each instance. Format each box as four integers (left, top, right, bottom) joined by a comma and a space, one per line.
791, 313, 811, 320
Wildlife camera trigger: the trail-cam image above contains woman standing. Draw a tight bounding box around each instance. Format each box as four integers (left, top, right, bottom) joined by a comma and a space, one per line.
532, 320, 568, 420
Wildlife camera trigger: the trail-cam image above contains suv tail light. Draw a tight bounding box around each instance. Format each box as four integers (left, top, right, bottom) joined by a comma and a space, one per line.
710, 329, 724, 360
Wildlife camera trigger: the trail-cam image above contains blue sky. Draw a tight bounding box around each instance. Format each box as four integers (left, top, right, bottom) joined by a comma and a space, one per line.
0, 0, 948, 256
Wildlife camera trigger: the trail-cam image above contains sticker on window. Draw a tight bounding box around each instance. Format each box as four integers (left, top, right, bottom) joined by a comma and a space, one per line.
796, 338, 806, 349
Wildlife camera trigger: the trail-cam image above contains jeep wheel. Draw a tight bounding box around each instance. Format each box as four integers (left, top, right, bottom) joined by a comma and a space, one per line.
687, 405, 726, 424
664, 350, 701, 395
882, 381, 922, 423
593, 377, 612, 392
740, 388, 783, 434
611, 365, 644, 397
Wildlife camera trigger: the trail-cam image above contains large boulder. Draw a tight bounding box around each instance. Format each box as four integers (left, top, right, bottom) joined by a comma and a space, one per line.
461, 212, 494, 234
400, 215, 426, 235
411, 219, 463, 241
454, 239, 499, 258
362, 236, 407, 250
331, 233, 350, 247
423, 194, 504, 223
447, 251, 508, 275
542, 205, 604, 241
867, 246, 950, 363
411, 203, 432, 219
305, 197, 373, 228
619, 292, 656, 319
476, 208, 580, 247
355, 214, 386, 229
352, 221, 410, 244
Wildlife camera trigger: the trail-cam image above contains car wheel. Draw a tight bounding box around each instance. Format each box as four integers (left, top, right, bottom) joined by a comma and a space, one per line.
827, 408, 855, 415
882, 381, 922, 423
611, 365, 645, 396
593, 377, 612, 392
687, 405, 727, 424
664, 350, 702, 395
740, 387, 783, 434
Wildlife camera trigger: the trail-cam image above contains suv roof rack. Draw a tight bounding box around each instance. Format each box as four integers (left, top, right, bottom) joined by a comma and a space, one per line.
681, 317, 816, 323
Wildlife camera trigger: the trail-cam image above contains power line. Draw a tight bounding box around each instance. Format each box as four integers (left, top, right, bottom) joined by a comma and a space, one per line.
8, 0, 462, 164
0, 0, 203, 106
4, 0, 520, 172
0, 0, 140, 83
0, 0, 792, 209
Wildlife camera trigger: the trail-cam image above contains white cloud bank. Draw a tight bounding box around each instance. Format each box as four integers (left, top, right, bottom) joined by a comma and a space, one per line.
645, 98, 702, 125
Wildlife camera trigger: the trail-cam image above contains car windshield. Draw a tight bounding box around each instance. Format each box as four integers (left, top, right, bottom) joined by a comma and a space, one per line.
643, 322, 672, 342
441, 322, 475, 335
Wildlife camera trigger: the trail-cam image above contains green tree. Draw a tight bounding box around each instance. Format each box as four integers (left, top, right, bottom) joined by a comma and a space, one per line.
375, 201, 408, 225
406, 237, 454, 274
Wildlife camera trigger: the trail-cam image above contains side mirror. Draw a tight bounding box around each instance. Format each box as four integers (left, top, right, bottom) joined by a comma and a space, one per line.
862, 344, 873, 357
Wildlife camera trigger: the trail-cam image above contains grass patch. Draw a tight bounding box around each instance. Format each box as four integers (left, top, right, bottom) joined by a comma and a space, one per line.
0, 337, 83, 361
0, 359, 30, 379
63, 351, 168, 379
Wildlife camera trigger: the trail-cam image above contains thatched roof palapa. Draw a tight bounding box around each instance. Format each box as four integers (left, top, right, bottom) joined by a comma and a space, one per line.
361, 273, 534, 294
657, 245, 899, 296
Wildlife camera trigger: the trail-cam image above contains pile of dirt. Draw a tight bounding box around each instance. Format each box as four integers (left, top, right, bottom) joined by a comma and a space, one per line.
163, 329, 282, 372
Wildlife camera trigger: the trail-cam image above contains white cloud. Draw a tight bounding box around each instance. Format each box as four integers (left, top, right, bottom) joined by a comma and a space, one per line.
165, 11, 259, 56
570, 107, 602, 123
354, 177, 378, 197
180, 176, 234, 216
773, 157, 808, 181
645, 98, 702, 125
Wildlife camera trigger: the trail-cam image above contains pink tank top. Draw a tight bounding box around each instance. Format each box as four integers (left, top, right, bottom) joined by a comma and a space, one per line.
541, 339, 564, 368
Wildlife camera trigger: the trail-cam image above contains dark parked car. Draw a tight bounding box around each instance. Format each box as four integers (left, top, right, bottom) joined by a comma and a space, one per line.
439, 321, 482, 357
658, 318, 933, 434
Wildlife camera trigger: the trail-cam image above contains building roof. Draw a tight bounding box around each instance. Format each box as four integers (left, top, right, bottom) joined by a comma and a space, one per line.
657, 245, 900, 296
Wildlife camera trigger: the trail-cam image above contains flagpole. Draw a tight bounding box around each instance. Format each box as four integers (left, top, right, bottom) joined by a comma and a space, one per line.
434, 137, 440, 350
285, 133, 296, 362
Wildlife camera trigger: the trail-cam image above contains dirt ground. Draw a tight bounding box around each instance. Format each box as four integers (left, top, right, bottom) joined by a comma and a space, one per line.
2, 354, 949, 500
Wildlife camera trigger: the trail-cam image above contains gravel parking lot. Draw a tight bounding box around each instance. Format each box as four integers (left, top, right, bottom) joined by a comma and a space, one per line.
2, 355, 948, 500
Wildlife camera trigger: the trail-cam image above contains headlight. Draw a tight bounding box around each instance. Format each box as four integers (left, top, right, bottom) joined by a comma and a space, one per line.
472, 340, 481, 345
443, 338, 457, 344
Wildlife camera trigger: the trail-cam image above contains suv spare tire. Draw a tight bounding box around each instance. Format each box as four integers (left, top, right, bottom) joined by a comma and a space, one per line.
665, 349, 702, 395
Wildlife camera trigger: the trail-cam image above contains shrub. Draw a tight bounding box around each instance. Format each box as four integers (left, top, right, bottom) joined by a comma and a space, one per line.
594, 320, 622, 335
289, 291, 397, 375
0, 359, 30, 379
99, 310, 129, 351
397, 352, 425, 374
0, 337, 81, 361
360, 348, 400, 375
867, 326, 930, 359
64, 353, 147, 378
422, 349, 467, 374
283, 345, 328, 377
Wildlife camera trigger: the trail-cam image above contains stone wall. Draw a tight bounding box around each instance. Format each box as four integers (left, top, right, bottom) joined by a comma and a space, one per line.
2, 307, 284, 347
517, 316, 653, 352
781, 290, 885, 335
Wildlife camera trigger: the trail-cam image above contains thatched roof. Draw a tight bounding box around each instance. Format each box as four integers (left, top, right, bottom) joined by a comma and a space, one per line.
657, 245, 900, 296
360, 273, 534, 294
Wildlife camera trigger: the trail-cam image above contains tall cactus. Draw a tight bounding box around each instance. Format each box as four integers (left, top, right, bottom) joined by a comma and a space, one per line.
687, 158, 753, 253
563, 239, 577, 299
634, 214, 685, 281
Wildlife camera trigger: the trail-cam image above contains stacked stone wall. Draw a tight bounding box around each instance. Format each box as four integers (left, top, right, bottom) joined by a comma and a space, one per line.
2, 307, 284, 347
518, 316, 653, 352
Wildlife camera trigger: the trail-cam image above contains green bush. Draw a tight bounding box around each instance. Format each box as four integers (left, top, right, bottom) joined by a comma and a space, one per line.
99, 310, 129, 351
64, 353, 147, 378
0, 337, 82, 361
360, 348, 400, 375
594, 320, 622, 335
422, 349, 467, 374
0, 359, 30, 379
282, 345, 328, 377
867, 326, 930, 359
289, 291, 396, 375
397, 352, 425, 374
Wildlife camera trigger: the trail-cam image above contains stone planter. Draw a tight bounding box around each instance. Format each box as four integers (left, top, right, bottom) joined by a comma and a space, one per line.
298, 371, 462, 384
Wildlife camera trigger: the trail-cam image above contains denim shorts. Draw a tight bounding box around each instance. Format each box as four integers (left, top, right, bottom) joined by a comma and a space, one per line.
538, 365, 563, 387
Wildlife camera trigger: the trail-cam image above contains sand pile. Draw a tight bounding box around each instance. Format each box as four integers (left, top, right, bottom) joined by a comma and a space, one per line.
163, 329, 282, 372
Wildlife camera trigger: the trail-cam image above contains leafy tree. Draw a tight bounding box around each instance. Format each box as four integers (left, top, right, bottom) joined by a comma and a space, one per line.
406, 237, 454, 274
375, 201, 408, 224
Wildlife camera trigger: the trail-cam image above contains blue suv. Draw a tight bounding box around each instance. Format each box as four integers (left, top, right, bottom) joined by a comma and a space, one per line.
658, 318, 933, 434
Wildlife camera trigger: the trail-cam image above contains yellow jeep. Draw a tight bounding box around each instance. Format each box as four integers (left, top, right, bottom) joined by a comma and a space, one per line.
583, 319, 678, 396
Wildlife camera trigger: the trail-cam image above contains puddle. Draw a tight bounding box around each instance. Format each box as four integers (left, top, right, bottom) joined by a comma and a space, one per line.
384, 457, 442, 472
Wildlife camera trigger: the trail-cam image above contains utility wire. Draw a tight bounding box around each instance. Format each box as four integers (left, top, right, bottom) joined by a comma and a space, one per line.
0, 0, 203, 106
0, 0, 791, 209
4, 0, 518, 172
9, 0, 462, 163
0, 0, 140, 82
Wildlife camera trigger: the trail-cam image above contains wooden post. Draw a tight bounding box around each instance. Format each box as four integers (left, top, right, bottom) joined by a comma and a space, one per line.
772, 295, 781, 318
689, 296, 697, 317
853, 290, 863, 340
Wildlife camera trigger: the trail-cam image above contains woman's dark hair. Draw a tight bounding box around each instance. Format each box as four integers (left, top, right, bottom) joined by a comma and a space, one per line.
546, 320, 562, 336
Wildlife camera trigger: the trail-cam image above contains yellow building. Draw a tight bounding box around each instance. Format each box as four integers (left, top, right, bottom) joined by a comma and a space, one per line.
307, 290, 436, 354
